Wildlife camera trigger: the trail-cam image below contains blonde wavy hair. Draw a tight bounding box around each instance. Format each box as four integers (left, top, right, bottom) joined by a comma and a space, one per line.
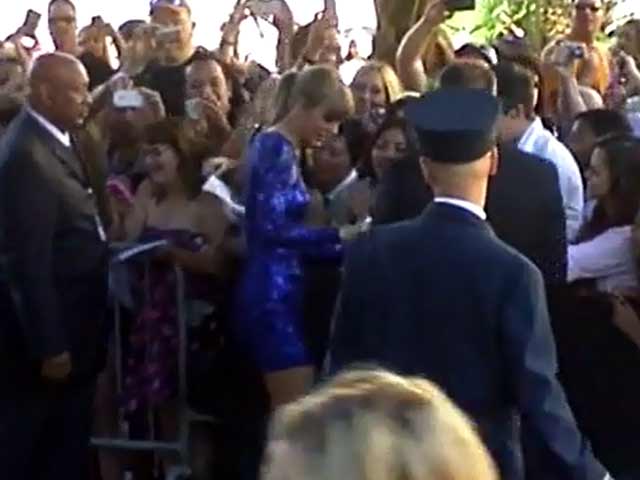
263, 369, 497, 480
352, 61, 405, 105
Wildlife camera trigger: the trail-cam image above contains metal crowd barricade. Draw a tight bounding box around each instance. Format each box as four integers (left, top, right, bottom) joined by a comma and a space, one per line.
91, 246, 216, 480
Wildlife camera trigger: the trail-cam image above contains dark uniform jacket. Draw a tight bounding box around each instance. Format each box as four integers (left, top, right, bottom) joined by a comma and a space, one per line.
329, 201, 606, 480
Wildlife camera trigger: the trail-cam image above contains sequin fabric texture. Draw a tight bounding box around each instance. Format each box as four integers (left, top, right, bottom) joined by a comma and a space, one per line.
235, 131, 342, 372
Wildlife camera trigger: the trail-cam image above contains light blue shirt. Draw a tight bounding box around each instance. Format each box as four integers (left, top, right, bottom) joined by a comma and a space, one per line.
518, 117, 584, 242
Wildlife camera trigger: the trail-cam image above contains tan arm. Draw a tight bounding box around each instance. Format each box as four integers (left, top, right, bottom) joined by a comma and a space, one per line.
395, 0, 447, 92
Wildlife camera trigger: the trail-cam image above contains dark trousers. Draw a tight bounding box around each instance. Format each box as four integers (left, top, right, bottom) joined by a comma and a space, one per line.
0, 379, 96, 480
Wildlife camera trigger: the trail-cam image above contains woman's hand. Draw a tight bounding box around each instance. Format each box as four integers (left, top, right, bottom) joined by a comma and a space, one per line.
611, 295, 640, 349
306, 189, 330, 227
202, 156, 237, 178
220, 1, 250, 47
421, 0, 448, 27
339, 218, 371, 242
348, 181, 372, 222
107, 195, 134, 242
618, 52, 640, 94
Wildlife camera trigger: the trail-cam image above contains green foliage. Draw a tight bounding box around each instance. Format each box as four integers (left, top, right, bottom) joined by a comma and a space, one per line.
473, 0, 538, 43
442, 0, 622, 53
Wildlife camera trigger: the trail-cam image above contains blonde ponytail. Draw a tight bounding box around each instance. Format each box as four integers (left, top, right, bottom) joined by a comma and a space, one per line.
272, 66, 354, 125
272, 70, 300, 124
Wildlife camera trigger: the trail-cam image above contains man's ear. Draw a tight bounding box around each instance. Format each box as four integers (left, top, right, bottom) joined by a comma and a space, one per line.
488, 147, 499, 177
35, 84, 52, 109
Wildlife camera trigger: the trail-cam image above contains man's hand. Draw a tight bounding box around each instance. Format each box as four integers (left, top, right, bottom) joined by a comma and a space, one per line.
551, 41, 585, 77
611, 296, 640, 349
41, 351, 72, 382
422, 0, 448, 26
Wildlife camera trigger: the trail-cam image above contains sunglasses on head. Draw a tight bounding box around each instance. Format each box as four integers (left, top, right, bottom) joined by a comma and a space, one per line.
149, 0, 190, 13
575, 3, 601, 13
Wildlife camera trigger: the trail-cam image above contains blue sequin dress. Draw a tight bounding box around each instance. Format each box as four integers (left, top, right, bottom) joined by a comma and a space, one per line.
236, 131, 342, 372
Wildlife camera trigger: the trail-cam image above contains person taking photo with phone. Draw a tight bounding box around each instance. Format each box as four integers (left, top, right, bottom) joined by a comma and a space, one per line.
606, 20, 640, 110
77, 18, 120, 90
396, 0, 474, 93
137, 0, 196, 116
48, 0, 123, 92
541, 0, 610, 121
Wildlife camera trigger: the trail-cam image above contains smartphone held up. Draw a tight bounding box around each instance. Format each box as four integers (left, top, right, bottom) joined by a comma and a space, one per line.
155, 26, 181, 44
113, 89, 145, 110
445, 0, 475, 12
185, 98, 204, 121
17, 9, 41, 50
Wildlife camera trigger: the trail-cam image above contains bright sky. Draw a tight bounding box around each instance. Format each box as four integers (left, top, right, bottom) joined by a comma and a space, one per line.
1, 0, 378, 70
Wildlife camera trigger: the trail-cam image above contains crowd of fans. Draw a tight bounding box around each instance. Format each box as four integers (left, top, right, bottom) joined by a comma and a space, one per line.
0, 0, 639, 479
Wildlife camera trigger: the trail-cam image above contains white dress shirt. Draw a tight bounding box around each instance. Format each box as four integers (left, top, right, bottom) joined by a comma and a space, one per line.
26, 106, 71, 148
434, 196, 487, 220
568, 226, 637, 293
518, 117, 584, 242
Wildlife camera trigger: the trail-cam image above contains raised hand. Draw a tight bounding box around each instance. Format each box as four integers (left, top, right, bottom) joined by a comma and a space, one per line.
422, 0, 448, 26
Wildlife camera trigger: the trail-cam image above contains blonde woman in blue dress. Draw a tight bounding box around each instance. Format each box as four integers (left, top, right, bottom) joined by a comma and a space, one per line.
236, 66, 361, 409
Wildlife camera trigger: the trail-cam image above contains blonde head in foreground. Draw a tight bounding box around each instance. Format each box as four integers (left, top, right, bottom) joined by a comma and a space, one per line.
262, 369, 498, 480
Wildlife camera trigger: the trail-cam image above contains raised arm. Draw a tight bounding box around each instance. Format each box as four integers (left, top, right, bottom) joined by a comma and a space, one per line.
619, 52, 640, 98
395, 0, 447, 92
544, 41, 590, 121
217, 2, 248, 66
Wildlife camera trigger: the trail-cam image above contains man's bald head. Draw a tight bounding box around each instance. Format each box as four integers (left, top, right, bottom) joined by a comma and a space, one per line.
30, 52, 85, 88
29, 53, 90, 131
